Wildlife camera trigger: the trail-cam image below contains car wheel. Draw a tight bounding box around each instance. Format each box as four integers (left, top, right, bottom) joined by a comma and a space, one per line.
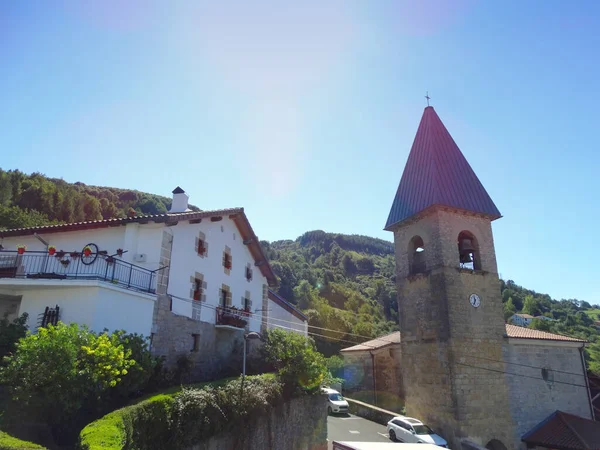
389, 429, 397, 442
328, 406, 332, 415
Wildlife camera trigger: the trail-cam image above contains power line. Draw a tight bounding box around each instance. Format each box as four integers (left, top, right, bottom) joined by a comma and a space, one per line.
455, 362, 588, 389
165, 292, 591, 381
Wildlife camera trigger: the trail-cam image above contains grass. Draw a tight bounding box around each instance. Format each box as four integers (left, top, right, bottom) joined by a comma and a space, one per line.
584, 309, 600, 320
0, 431, 45, 449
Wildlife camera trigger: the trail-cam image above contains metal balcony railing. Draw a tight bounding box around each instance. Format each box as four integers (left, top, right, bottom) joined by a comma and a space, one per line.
0, 250, 160, 294
216, 305, 251, 328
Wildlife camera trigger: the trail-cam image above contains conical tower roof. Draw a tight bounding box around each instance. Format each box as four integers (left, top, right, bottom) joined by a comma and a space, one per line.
385, 106, 501, 230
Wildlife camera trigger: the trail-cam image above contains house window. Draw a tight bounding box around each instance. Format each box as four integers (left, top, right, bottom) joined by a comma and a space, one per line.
244, 297, 252, 312
223, 252, 232, 271
220, 287, 232, 307
193, 279, 202, 301
197, 239, 206, 256
191, 334, 200, 352
195, 232, 208, 257
245, 264, 253, 282
190, 273, 206, 302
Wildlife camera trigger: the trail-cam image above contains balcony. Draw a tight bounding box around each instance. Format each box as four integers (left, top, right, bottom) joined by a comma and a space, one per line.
215, 305, 250, 330
0, 250, 160, 294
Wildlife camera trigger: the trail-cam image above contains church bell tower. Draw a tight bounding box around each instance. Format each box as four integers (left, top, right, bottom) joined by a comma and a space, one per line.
385, 106, 515, 449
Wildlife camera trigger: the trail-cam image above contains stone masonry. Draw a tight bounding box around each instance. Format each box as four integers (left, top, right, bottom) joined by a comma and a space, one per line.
394, 208, 515, 449
503, 340, 591, 444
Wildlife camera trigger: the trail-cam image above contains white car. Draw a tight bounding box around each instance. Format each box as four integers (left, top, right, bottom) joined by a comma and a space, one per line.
386, 416, 448, 447
322, 388, 349, 414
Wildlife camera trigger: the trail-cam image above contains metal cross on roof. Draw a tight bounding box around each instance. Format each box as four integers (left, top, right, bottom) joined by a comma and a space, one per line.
425, 91, 431, 106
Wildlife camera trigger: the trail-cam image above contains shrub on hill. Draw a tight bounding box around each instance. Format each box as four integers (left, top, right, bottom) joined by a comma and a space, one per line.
0, 323, 161, 446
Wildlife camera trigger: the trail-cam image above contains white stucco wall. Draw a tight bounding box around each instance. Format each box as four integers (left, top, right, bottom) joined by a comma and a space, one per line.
167, 218, 267, 333
267, 299, 307, 336
7, 281, 154, 335
0, 224, 164, 273
92, 286, 155, 336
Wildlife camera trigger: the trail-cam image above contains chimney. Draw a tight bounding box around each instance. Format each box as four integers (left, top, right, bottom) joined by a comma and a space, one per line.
169, 186, 190, 213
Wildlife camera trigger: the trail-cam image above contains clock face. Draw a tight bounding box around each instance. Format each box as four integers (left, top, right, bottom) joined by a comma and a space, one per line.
469, 294, 481, 308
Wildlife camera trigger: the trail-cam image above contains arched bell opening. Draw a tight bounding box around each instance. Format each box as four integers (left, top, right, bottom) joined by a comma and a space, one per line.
408, 236, 426, 275
457, 231, 481, 271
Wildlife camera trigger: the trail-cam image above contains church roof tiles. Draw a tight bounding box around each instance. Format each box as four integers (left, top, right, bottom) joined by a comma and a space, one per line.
341, 325, 584, 353
505, 324, 586, 343
385, 106, 501, 230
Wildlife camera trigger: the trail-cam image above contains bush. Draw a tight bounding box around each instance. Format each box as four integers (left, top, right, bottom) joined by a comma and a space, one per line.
78, 374, 283, 450
0, 313, 28, 362
1, 323, 135, 443
104, 332, 163, 406
261, 329, 328, 395
0, 431, 46, 449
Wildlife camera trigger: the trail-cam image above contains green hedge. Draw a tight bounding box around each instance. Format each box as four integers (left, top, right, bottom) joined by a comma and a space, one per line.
79, 374, 283, 450
0, 431, 46, 449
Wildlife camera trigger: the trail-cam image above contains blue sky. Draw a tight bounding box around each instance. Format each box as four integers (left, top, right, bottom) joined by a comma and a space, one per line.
1, 1, 599, 303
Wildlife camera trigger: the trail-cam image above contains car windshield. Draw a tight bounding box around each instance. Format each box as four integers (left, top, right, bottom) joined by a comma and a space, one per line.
413, 425, 434, 435
329, 393, 344, 401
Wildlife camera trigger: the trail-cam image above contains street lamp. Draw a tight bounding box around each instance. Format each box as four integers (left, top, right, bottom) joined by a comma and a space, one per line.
242, 332, 261, 377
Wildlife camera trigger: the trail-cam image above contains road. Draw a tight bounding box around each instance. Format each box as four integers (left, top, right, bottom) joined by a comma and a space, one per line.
327, 413, 391, 449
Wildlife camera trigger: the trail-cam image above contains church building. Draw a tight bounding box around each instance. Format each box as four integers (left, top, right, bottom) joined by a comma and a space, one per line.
342, 105, 593, 450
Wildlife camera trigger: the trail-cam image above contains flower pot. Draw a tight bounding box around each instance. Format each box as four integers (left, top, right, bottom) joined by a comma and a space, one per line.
17, 248, 25, 255
116, 249, 124, 256
48, 248, 56, 256
83, 249, 92, 257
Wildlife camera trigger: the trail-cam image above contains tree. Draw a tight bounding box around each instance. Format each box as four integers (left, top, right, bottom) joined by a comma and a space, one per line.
522, 295, 541, 316
1, 323, 135, 442
529, 318, 551, 332
293, 280, 315, 310
262, 328, 327, 394
504, 297, 517, 320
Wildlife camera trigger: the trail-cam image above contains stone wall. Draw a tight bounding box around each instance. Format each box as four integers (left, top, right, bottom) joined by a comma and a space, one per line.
503, 340, 591, 446
188, 395, 328, 450
393, 208, 515, 449
342, 348, 403, 412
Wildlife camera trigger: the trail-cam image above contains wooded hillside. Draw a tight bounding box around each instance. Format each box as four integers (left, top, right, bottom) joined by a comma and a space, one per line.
0, 168, 198, 230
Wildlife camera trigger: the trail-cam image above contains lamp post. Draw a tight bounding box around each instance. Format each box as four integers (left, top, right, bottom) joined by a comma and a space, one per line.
243, 332, 261, 377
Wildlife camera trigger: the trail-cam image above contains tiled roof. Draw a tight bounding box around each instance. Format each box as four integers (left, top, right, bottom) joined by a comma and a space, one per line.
385, 106, 501, 230
505, 324, 586, 343
340, 331, 401, 353
0, 207, 278, 286
0, 208, 242, 237
522, 410, 600, 450
341, 326, 584, 353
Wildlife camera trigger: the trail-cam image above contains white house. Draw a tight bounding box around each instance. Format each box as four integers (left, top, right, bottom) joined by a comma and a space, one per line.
509, 313, 534, 327
0, 187, 307, 377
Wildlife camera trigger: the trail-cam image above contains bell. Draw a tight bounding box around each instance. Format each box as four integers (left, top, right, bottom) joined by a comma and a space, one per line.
459, 238, 475, 254
459, 238, 475, 264
460, 252, 473, 264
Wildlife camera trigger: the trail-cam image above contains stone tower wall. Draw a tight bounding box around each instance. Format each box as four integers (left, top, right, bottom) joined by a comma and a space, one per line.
394, 208, 515, 449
